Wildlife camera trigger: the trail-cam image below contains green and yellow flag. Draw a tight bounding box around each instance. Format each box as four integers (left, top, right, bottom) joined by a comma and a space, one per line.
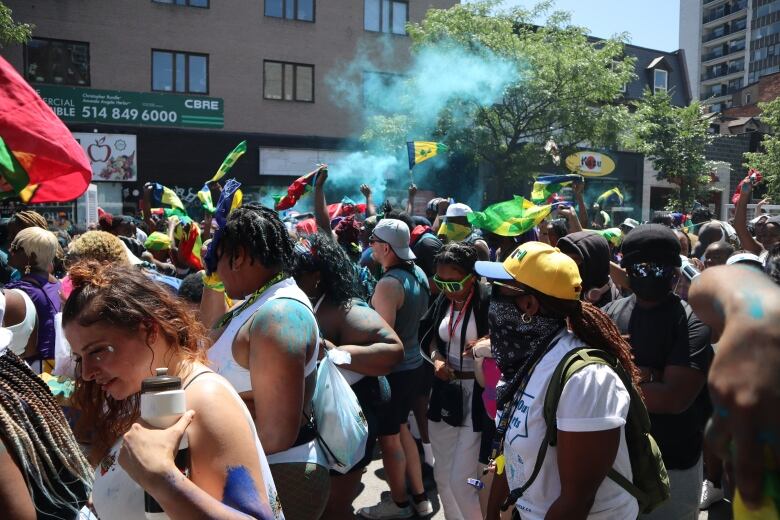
530, 174, 582, 204
467, 196, 552, 237
407, 141, 448, 169
208, 141, 247, 183
437, 222, 472, 242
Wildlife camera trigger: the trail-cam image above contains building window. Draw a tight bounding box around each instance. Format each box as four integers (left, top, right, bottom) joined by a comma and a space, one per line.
24, 38, 90, 86
152, 0, 209, 7
653, 69, 668, 94
364, 0, 408, 35
264, 0, 314, 21
263, 61, 314, 102
744, 92, 752, 104
152, 50, 208, 94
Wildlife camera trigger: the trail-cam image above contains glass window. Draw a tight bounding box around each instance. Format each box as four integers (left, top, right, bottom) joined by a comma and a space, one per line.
24, 38, 90, 86
392, 1, 407, 35
152, 50, 208, 94
364, 0, 380, 31
263, 60, 314, 102
654, 69, 668, 93
152, 0, 209, 7
264, 61, 283, 99
265, 0, 314, 21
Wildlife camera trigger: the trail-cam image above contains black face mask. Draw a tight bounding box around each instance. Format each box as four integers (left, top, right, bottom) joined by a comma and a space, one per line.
628, 274, 673, 302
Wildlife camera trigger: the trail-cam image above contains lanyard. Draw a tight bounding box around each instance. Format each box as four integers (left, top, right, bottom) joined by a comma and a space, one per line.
213, 272, 286, 330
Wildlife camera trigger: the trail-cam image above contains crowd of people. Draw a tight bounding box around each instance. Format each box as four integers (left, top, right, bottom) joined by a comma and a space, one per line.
0, 169, 777, 520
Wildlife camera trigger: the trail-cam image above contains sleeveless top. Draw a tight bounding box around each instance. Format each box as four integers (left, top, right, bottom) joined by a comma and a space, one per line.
91, 371, 284, 520
5, 274, 61, 361
381, 264, 429, 372
207, 277, 325, 466
6, 288, 36, 356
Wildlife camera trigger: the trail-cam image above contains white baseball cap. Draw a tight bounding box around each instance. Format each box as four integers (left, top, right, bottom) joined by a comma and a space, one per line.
372, 219, 416, 261
445, 203, 473, 218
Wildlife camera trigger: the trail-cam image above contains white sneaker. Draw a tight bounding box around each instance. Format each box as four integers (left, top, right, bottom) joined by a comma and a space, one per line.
412, 498, 434, 517
700, 479, 725, 509
357, 499, 414, 519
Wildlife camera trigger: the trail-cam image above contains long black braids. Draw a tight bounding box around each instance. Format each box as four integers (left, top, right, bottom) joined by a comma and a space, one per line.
0, 351, 92, 515
217, 203, 295, 272
293, 234, 365, 307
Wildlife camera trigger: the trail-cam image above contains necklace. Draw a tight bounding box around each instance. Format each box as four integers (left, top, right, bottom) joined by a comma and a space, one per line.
213, 272, 286, 329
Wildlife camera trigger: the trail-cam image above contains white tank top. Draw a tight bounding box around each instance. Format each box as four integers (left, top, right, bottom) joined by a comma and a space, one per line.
91, 371, 284, 519
207, 277, 324, 466
5, 289, 35, 356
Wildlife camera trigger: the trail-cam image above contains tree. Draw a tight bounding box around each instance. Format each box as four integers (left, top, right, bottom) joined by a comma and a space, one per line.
626, 90, 715, 211
744, 97, 780, 201
0, 2, 32, 48
360, 1, 636, 194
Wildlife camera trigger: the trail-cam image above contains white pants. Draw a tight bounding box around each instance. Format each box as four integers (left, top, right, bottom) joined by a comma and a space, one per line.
428, 378, 483, 520
640, 455, 703, 520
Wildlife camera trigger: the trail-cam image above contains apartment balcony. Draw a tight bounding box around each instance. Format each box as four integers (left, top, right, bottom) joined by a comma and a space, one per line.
703, 0, 747, 25
702, 43, 746, 64
704, 0, 728, 6
701, 64, 745, 82
701, 85, 740, 98
703, 18, 748, 43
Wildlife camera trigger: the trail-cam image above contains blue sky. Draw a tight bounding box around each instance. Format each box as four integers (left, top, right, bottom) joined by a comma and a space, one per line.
478, 0, 680, 52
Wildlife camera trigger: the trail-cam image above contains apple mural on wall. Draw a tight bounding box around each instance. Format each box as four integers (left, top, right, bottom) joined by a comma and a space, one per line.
87, 137, 111, 163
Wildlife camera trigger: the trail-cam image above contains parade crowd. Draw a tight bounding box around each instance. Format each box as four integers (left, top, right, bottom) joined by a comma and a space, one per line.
0, 167, 777, 520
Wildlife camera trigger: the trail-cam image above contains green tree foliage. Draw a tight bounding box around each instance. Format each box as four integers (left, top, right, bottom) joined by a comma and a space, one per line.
361, 1, 635, 190
627, 90, 715, 211
0, 2, 32, 48
744, 98, 780, 201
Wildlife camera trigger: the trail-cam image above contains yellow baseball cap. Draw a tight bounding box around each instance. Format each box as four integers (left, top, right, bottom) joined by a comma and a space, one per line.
475, 241, 582, 301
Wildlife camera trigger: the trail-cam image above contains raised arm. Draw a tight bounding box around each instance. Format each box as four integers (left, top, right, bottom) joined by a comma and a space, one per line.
573, 181, 589, 228
406, 184, 417, 215
312, 166, 336, 238
734, 180, 763, 255
360, 184, 377, 217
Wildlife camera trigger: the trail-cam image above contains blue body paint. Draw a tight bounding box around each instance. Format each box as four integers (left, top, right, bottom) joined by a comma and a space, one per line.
222, 465, 275, 520
746, 295, 765, 319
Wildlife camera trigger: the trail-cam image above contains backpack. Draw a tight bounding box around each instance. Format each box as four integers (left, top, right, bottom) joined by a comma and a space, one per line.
503, 347, 670, 514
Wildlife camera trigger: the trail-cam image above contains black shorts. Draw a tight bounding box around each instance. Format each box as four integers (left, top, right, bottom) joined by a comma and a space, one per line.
376, 367, 420, 436
415, 360, 434, 397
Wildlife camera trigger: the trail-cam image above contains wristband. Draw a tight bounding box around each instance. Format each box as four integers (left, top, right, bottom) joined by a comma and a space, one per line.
202, 272, 225, 292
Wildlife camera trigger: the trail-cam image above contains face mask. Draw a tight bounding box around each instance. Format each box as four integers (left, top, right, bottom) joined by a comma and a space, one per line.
628, 274, 673, 302
488, 297, 564, 380
437, 222, 471, 242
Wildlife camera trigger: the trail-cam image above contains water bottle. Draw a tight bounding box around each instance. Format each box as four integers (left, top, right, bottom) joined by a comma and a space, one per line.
140, 368, 190, 519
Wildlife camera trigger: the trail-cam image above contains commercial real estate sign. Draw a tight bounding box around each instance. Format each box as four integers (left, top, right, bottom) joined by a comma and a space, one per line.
35, 85, 224, 129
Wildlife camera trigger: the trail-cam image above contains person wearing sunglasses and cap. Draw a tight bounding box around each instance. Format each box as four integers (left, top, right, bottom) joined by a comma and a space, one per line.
359, 219, 433, 519
418, 242, 490, 519
475, 241, 641, 520
603, 224, 714, 520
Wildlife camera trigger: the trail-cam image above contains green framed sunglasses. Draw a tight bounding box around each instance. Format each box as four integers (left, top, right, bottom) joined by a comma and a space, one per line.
433, 273, 473, 293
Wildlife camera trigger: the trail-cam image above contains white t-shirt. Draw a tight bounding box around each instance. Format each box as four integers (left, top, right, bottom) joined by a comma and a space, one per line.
438, 304, 477, 372
502, 330, 638, 520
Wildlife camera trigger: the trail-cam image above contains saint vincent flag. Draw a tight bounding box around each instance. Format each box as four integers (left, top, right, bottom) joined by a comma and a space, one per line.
149, 182, 186, 213
467, 196, 552, 237
198, 184, 242, 214
174, 220, 203, 271
595, 187, 623, 208
407, 141, 448, 170
274, 169, 319, 211
530, 174, 582, 205
0, 57, 91, 203
208, 141, 247, 184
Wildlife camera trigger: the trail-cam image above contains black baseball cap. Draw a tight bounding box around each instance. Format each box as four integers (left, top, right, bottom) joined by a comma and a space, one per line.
620, 224, 682, 268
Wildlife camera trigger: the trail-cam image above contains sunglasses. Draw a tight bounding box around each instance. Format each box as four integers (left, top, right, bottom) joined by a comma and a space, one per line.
433, 273, 473, 293
368, 234, 388, 245
627, 262, 674, 279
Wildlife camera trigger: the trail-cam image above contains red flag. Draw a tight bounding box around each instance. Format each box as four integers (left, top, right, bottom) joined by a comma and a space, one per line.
731, 168, 762, 204
274, 171, 317, 211
0, 56, 91, 202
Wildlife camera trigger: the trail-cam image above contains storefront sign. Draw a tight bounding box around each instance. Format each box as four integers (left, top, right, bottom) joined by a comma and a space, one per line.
35, 85, 224, 129
565, 151, 616, 177
73, 132, 137, 182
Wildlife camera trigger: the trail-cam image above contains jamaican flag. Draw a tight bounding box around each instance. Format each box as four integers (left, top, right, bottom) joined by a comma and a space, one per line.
467, 196, 552, 237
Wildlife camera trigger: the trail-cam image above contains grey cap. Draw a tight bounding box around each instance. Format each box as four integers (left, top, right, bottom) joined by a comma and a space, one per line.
372, 219, 416, 261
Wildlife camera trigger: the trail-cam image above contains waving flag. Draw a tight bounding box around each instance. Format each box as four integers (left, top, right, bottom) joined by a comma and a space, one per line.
198, 184, 243, 214
407, 141, 448, 169
208, 141, 247, 184
148, 182, 186, 213
732, 168, 762, 204
274, 169, 320, 211
531, 174, 582, 204
468, 196, 552, 237
595, 187, 624, 208
328, 197, 366, 219
174, 221, 203, 271
205, 179, 243, 274
0, 57, 91, 202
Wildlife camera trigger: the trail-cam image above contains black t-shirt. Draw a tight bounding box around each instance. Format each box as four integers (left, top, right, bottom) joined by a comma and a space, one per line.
412, 233, 442, 278
603, 294, 714, 470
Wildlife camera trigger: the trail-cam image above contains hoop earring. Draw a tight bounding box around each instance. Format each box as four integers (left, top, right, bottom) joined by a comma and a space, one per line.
521, 313, 532, 324
24, 264, 31, 275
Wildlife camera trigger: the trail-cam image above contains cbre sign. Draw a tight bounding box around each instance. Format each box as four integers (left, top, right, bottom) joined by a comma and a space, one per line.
34, 85, 224, 129
565, 151, 616, 177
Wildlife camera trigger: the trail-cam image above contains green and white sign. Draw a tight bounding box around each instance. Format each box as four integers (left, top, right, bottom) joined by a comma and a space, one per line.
35, 85, 224, 129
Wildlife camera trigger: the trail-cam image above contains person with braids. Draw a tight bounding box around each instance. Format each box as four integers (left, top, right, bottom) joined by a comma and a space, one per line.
5, 227, 62, 374
474, 241, 641, 520
204, 203, 329, 520
7, 210, 48, 244
291, 233, 403, 519
0, 292, 92, 519
62, 261, 283, 519
603, 224, 713, 520
418, 242, 489, 520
